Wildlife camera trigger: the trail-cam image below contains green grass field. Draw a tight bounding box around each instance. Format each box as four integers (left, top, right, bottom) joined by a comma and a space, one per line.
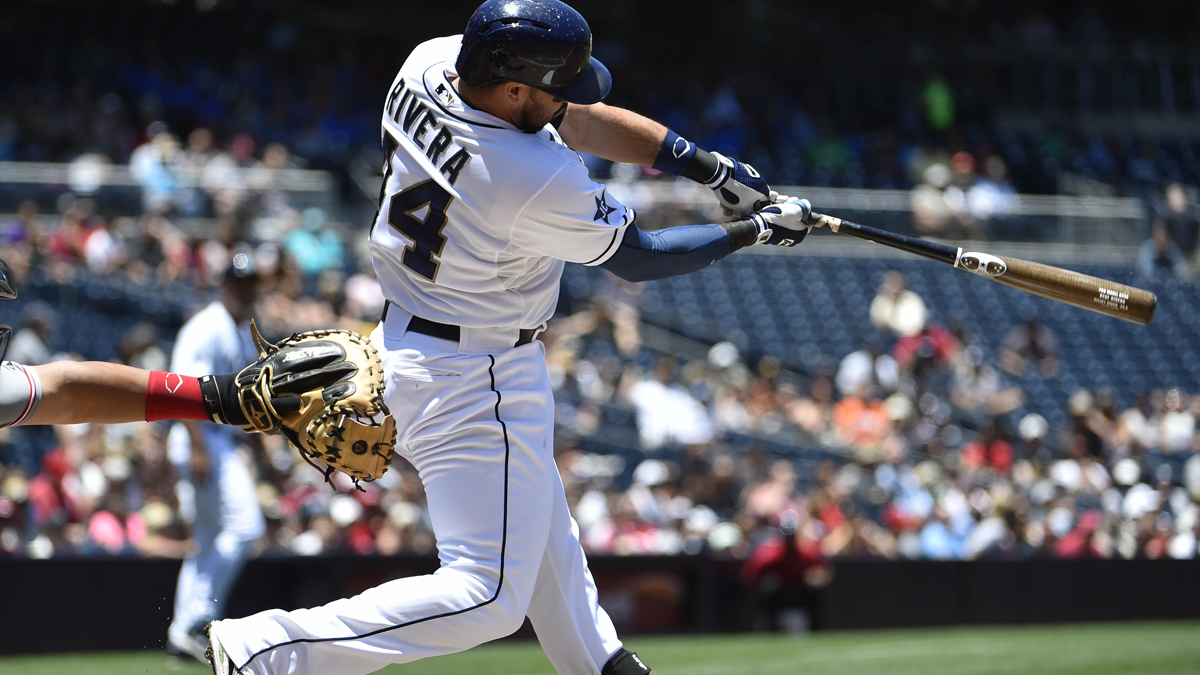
2, 621, 1197, 675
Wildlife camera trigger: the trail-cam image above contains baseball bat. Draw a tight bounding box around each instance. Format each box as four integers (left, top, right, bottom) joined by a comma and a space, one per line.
805, 211, 1158, 325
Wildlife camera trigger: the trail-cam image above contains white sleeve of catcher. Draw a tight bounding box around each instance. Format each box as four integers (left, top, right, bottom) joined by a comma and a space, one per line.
0, 361, 42, 428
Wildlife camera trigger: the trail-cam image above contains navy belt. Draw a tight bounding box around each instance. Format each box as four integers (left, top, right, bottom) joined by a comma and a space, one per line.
383, 303, 537, 347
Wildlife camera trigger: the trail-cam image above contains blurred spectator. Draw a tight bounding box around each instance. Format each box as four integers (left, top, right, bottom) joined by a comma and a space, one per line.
82, 218, 125, 274
739, 509, 829, 633
1159, 183, 1198, 267
282, 208, 345, 276
7, 301, 55, 366
967, 156, 1021, 234
911, 163, 953, 235
961, 418, 1015, 474
869, 270, 928, 337
175, 128, 218, 216
1, 200, 41, 246
203, 134, 261, 220
998, 313, 1060, 378
943, 152, 983, 239
892, 324, 960, 374
343, 266, 387, 322
835, 335, 898, 398
43, 197, 98, 264
1138, 219, 1189, 284
122, 213, 190, 284
117, 322, 168, 372
626, 357, 715, 451
921, 72, 955, 133
129, 126, 181, 214
832, 385, 890, 453
950, 347, 1026, 419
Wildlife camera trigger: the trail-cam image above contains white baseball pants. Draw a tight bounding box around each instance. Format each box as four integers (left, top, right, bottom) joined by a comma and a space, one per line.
210, 319, 623, 675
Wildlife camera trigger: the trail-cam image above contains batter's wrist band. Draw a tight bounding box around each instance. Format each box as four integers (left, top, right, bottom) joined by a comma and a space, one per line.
721, 217, 766, 250
653, 129, 721, 183
145, 371, 208, 422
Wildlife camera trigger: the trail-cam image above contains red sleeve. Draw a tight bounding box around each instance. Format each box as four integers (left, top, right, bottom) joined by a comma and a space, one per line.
145, 371, 209, 422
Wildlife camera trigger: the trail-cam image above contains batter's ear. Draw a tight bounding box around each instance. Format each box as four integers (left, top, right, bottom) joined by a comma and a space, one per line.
501, 81, 525, 103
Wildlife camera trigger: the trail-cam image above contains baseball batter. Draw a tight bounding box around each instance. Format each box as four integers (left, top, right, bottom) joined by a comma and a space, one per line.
206, 2, 810, 674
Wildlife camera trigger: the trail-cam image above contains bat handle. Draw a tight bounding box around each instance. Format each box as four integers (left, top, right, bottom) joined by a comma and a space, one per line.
806, 211, 842, 231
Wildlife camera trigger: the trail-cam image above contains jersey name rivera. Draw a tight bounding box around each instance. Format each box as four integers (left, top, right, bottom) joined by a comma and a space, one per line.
385, 78, 472, 186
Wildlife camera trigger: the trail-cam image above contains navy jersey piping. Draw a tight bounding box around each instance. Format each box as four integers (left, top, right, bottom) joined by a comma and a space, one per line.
582, 210, 634, 266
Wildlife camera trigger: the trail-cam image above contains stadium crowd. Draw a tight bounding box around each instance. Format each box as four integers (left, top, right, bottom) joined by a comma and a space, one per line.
2, 0, 1200, 585
5, 0, 1200, 205
2, 215, 1199, 565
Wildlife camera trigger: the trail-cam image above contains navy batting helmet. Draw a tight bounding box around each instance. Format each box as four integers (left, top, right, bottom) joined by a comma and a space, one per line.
456, 0, 612, 105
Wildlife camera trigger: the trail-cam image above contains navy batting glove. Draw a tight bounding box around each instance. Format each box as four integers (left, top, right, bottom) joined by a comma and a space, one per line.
749, 197, 812, 247
707, 152, 775, 217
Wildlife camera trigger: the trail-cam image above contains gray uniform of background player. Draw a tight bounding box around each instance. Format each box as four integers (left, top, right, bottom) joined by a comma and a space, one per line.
166, 298, 265, 659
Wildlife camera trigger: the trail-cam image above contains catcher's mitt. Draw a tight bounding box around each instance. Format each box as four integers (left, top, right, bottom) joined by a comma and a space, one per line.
235, 321, 397, 486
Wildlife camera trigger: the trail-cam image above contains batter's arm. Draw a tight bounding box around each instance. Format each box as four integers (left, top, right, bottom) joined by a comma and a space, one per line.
557, 103, 671, 168
599, 219, 761, 282
558, 103, 769, 215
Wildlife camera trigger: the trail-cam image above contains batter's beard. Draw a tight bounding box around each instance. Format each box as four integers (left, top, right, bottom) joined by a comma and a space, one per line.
516, 98, 566, 133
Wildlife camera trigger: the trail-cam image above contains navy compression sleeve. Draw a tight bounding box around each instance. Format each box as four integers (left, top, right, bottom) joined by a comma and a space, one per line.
599, 220, 759, 282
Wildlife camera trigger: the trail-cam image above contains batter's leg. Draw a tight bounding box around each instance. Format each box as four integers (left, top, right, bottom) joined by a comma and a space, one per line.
526, 469, 623, 675
210, 345, 557, 675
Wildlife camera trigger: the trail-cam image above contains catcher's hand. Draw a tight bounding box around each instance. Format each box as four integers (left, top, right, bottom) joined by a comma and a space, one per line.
200, 322, 397, 487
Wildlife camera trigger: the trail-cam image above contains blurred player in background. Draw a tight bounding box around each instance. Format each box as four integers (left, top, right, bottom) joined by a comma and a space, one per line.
206, 1, 810, 674
1, 252, 274, 664
166, 252, 267, 662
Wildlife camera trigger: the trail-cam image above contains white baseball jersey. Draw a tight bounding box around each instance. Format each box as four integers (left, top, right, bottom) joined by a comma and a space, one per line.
168, 300, 256, 445
369, 36, 633, 329
167, 300, 264, 656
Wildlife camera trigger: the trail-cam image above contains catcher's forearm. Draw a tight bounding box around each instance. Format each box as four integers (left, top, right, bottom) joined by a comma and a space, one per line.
25, 362, 161, 425
23, 362, 242, 426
